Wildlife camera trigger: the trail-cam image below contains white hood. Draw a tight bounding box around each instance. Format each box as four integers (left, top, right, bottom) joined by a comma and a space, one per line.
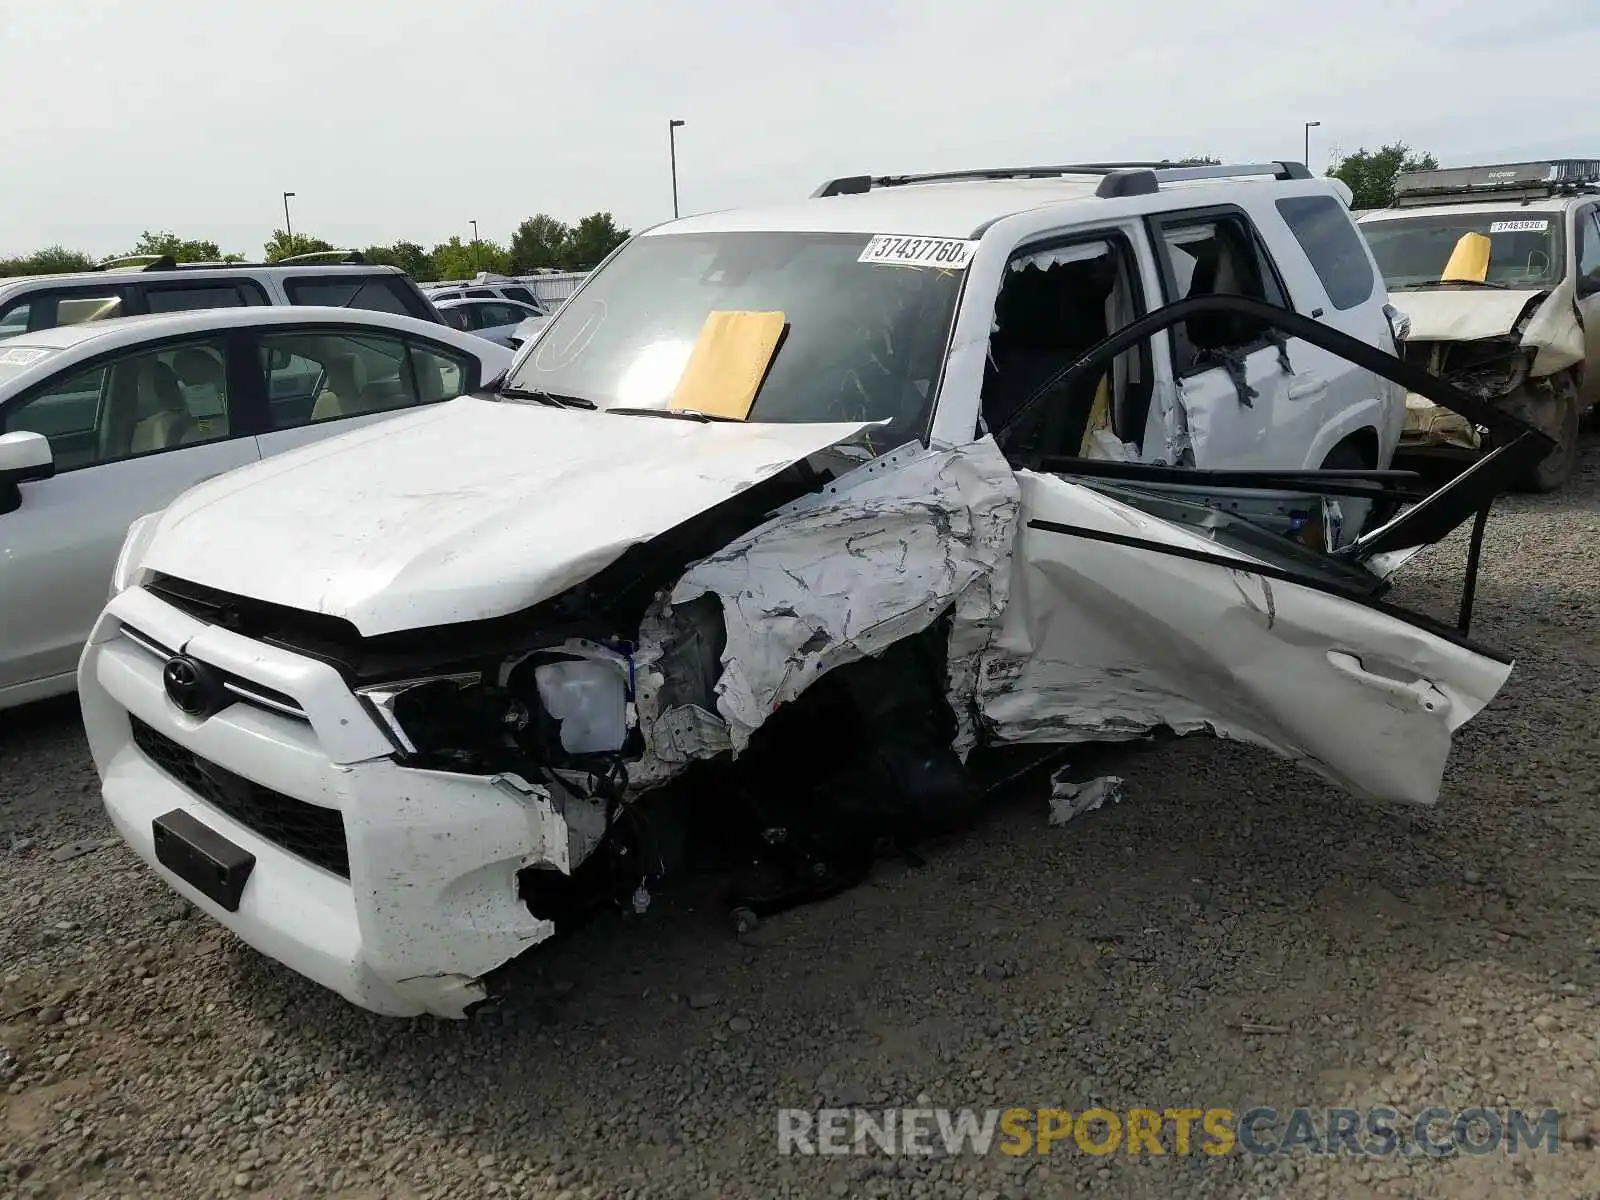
140, 397, 868, 635
1394, 287, 1545, 343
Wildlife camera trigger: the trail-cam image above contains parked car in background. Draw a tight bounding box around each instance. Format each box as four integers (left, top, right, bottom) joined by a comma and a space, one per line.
434, 297, 545, 348
420, 273, 548, 312
505, 311, 550, 350
1357, 159, 1600, 491
0, 306, 511, 710
0, 251, 444, 341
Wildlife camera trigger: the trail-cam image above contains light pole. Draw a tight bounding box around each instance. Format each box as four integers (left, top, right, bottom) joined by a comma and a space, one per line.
1303, 121, 1321, 168
668, 119, 685, 219
470, 219, 479, 272
282, 192, 295, 240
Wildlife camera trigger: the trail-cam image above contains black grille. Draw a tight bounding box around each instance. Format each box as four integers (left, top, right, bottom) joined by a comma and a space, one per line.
129, 716, 350, 878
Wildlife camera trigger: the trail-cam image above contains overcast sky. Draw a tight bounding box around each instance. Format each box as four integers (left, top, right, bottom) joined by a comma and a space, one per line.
3, 0, 1596, 258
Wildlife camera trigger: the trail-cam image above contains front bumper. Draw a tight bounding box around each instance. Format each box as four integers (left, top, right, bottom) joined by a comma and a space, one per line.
1400, 393, 1482, 452
78, 585, 572, 1018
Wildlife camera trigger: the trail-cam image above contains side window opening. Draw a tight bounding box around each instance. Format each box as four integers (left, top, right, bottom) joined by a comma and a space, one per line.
283, 275, 428, 320
1578, 209, 1600, 280
1, 337, 231, 471
1275, 194, 1377, 311
259, 330, 429, 429
1155, 213, 1285, 373
501, 286, 538, 307
980, 237, 1151, 463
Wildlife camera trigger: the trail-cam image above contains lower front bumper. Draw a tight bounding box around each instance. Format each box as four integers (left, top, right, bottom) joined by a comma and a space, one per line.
79, 587, 573, 1019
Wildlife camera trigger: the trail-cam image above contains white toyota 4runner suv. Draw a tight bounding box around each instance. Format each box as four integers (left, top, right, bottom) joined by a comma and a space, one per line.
79, 161, 1548, 1017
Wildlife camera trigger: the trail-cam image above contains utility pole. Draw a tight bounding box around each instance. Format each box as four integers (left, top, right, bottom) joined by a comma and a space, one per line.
668, 119, 686, 219
282, 192, 296, 240
470, 219, 479, 272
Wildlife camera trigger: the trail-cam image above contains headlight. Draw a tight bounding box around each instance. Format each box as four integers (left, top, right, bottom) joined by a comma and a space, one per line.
109, 510, 163, 598
355, 652, 630, 763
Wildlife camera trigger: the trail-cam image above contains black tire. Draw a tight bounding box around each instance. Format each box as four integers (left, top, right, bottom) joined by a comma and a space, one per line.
1319, 438, 1379, 543
1516, 378, 1581, 494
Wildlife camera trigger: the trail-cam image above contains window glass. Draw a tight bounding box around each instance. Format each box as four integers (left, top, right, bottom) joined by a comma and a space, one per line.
477, 302, 522, 327
1577, 210, 1600, 279
55, 293, 126, 326
1360, 213, 1562, 290
1274, 195, 1376, 311
283, 275, 419, 318
1, 337, 231, 471
0, 302, 32, 339
144, 284, 253, 313
465, 289, 496, 298
501, 286, 538, 306
506, 231, 964, 429
409, 340, 473, 403
1155, 215, 1284, 372
259, 329, 420, 428
438, 307, 471, 331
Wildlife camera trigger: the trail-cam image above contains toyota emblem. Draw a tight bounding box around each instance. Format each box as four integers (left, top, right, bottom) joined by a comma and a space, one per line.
162, 654, 225, 717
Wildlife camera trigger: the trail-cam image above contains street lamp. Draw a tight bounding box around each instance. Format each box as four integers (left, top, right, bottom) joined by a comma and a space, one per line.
1303, 121, 1321, 168
282, 192, 296, 240
470, 219, 479, 272
668, 119, 686, 219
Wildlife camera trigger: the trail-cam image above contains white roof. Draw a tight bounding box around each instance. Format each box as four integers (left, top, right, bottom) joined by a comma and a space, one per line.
1, 305, 468, 352
1359, 195, 1580, 222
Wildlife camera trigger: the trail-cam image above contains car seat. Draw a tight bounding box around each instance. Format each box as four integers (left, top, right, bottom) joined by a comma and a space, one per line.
128, 361, 196, 454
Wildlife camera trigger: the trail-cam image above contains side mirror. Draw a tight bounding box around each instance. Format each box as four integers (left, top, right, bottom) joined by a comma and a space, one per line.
0, 430, 53, 517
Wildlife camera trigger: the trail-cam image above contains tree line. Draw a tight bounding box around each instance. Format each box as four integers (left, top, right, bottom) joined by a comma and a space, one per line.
0, 212, 632, 280
0, 147, 1439, 280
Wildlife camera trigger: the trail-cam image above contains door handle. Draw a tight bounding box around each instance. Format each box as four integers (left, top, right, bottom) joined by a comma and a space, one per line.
1326, 650, 1449, 715
1288, 374, 1329, 401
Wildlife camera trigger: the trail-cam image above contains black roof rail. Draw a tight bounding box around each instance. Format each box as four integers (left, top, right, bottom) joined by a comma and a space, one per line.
1096, 160, 1312, 198
96, 254, 176, 272
813, 161, 1315, 199
273, 249, 367, 265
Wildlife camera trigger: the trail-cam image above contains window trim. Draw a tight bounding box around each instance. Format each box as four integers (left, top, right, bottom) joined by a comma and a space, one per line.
240, 323, 483, 435
0, 330, 250, 474
1273, 193, 1377, 312
1144, 204, 1292, 378
985, 224, 1156, 451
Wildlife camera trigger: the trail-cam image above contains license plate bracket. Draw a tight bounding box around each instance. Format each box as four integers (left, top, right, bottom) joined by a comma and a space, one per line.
152, 808, 255, 912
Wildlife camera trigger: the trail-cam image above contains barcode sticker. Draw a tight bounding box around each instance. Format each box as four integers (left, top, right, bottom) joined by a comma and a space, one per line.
859, 235, 978, 269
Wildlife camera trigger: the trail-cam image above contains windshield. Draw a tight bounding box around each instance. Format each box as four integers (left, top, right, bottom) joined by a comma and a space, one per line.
0, 344, 62, 385
504, 231, 965, 429
1360, 212, 1563, 290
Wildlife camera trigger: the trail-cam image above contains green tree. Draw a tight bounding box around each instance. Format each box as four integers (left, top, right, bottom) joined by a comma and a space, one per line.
0, 246, 97, 276
1327, 144, 1439, 209
508, 214, 571, 272
361, 240, 435, 281
429, 236, 510, 281
560, 212, 630, 270
263, 229, 336, 262
127, 230, 240, 263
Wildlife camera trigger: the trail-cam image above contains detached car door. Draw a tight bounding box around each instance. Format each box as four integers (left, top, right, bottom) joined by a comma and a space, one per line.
0, 332, 261, 700
983, 290, 1551, 807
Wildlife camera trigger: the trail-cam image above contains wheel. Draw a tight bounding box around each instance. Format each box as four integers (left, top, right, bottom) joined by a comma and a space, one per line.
1516, 376, 1581, 493
1319, 439, 1378, 544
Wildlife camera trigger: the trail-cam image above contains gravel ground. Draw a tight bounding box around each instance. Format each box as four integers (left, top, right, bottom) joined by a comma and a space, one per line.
4, 435, 1600, 1200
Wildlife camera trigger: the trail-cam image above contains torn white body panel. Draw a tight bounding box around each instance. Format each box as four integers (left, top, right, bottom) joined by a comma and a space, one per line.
657, 437, 1020, 754
976, 470, 1512, 806
1398, 285, 1585, 377
135, 396, 870, 636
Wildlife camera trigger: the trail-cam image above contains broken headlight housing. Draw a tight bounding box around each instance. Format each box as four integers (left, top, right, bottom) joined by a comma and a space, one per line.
355, 646, 636, 775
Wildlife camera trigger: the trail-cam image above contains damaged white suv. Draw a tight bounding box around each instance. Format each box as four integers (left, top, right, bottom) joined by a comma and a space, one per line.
79, 161, 1549, 1018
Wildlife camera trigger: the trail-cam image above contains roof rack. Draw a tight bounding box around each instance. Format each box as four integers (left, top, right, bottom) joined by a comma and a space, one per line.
812, 161, 1313, 199
96, 254, 177, 272
1392, 159, 1600, 207
273, 249, 366, 265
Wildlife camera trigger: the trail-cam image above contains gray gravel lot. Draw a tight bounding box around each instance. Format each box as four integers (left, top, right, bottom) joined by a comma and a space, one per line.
3, 436, 1600, 1200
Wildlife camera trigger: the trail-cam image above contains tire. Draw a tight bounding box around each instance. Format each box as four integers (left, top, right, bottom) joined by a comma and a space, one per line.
1516, 376, 1581, 494
1319, 438, 1377, 544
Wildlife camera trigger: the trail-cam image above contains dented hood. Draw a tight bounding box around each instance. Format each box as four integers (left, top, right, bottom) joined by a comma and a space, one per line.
1393, 286, 1547, 343
139, 397, 868, 636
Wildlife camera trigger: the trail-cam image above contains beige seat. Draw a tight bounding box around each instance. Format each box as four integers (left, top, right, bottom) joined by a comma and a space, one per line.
129, 361, 195, 454
171, 347, 230, 438
310, 354, 368, 422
